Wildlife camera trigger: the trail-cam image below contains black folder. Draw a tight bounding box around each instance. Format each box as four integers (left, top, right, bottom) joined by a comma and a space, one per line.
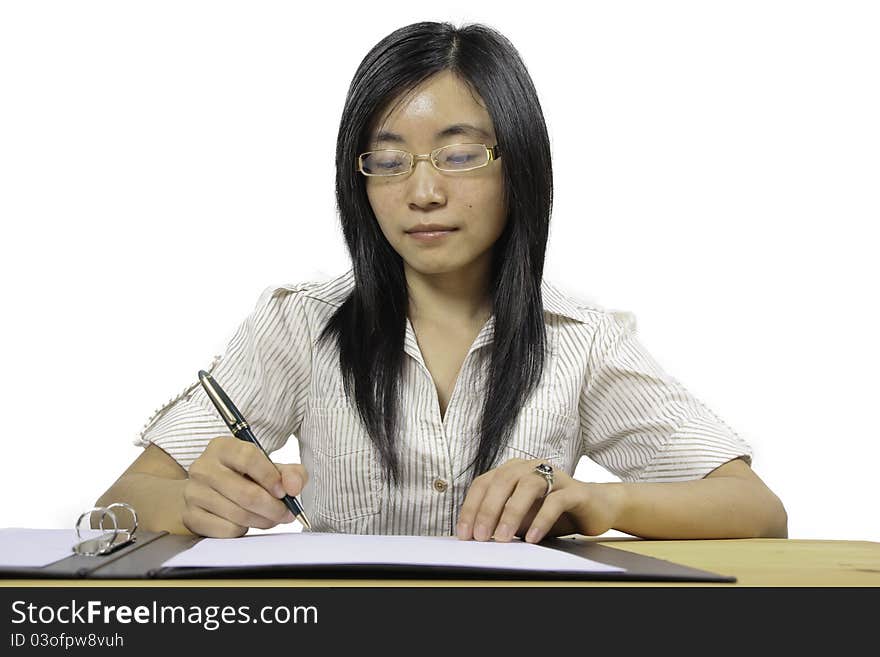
0, 532, 736, 583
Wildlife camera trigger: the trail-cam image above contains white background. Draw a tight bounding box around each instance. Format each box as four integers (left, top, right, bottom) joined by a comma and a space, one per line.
1, 1, 877, 542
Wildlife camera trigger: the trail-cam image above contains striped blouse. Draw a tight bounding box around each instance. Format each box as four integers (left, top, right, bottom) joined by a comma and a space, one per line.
134, 270, 752, 536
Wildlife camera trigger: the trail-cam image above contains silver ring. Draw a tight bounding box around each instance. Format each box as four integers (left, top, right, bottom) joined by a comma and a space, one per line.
534, 463, 554, 497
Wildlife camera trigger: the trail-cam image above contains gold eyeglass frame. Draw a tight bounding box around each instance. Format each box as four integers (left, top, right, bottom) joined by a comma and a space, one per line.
356, 143, 501, 177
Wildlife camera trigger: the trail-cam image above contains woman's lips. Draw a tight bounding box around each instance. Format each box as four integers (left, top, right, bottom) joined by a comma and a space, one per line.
406, 228, 458, 242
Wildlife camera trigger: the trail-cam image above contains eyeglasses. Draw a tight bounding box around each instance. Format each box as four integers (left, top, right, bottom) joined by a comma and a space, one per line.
357, 143, 501, 177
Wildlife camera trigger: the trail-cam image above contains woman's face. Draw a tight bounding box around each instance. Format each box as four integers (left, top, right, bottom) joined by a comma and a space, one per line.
364, 70, 507, 279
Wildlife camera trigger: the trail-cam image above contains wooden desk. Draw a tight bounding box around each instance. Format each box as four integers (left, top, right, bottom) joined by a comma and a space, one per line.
594, 537, 880, 586
2, 538, 878, 587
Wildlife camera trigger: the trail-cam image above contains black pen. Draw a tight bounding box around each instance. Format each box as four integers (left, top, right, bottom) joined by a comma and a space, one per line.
197, 370, 312, 530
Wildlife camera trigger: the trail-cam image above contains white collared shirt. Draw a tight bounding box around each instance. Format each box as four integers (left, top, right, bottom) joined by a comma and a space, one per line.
135, 270, 752, 535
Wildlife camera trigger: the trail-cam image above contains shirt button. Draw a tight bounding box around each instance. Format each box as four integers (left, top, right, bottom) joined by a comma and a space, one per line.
432, 478, 448, 493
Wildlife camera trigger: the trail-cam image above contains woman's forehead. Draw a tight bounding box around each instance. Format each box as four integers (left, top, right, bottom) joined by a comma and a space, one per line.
369, 72, 495, 144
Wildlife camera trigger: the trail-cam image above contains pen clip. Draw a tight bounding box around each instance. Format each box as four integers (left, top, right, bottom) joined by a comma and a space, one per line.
198, 370, 241, 428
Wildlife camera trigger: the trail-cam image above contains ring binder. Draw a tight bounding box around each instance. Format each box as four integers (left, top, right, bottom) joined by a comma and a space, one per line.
1, 507, 735, 582
73, 502, 138, 556
1, 521, 737, 581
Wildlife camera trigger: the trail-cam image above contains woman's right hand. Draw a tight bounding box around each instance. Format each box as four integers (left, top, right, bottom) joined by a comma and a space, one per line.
181, 435, 309, 538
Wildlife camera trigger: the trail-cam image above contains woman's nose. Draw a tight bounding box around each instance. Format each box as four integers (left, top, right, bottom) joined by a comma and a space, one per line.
407, 159, 447, 209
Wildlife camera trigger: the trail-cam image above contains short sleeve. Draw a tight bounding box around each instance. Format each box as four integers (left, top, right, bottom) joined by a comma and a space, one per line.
578, 309, 752, 482
133, 284, 313, 471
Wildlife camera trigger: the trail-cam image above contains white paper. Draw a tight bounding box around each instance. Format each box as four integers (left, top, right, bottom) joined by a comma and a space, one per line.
0, 528, 98, 568
163, 532, 624, 574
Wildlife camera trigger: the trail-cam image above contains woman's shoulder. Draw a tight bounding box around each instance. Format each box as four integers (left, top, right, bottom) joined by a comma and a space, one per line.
258, 269, 355, 309
541, 278, 637, 333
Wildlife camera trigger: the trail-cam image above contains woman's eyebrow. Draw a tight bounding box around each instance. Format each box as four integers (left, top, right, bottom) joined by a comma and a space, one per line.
374, 123, 492, 144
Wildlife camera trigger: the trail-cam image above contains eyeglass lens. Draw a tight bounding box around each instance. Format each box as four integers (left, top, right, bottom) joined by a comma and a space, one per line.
360, 144, 489, 175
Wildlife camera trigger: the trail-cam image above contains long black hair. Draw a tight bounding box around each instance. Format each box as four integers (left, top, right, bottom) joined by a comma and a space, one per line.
319, 21, 554, 488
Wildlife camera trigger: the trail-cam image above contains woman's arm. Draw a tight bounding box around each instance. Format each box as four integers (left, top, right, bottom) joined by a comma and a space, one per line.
599, 457, 788, 540
95, 444, 191, 535
95, 441, 309, 537
455, 456, 788, 543
120, 284, 313, 536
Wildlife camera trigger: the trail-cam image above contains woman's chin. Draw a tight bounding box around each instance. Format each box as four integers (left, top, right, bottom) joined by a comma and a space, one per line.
403, 258, 464, 277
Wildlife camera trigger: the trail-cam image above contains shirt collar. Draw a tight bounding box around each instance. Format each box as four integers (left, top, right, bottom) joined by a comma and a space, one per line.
540, 279, 592, 323
404, 314, 497, 366
402, 280, 591, 365
332, 270, 590, 323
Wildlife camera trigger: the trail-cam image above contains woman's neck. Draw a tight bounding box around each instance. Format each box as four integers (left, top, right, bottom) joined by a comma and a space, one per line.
405, 259, 492, 326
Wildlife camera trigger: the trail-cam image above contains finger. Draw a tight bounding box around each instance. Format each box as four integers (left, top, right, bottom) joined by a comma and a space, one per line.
181, 501, 249, 539
456, 472, 494, 540
276, 463, 309, 496
214, 437, 287, 498
470, 465, 530, 542
524, 488, 577, 544
493, 476, 548, 542
185, 480, 292, 531
192, 462, 291, 524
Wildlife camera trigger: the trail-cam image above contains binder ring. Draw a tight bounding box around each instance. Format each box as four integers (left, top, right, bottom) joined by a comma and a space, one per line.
102, 502, 138, 536
73, 503, 138, 556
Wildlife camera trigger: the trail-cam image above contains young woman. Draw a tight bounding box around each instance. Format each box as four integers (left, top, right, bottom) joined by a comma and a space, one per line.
96, 21, 787, 543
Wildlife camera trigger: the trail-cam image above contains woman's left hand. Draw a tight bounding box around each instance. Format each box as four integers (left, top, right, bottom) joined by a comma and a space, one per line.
456, 458, 624, 543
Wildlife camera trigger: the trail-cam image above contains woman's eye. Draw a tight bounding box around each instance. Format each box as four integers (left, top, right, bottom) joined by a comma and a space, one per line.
371, 156, 405, 170
443, 153, 476, 165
